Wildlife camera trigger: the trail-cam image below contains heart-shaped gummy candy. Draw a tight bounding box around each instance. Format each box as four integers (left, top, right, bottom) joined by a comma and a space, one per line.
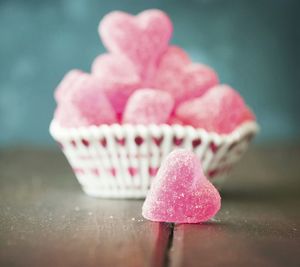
175, 84, 255, 134
154, 46, 219, 106
91, 53, 141, 115
142, 149, 221, 223
123, 88, 174, 125
99, 10, 172, 83
54, 71, 117, 127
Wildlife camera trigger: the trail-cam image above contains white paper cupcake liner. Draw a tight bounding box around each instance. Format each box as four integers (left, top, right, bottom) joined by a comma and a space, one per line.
49, 120, 259, 198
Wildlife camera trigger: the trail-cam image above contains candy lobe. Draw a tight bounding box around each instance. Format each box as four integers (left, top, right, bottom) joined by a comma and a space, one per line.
54, 71, 117, 127
241, 106, 256, 123
175, 84, 254, 134
54, 103, 89, 128
142, 149, 221, 223
154, 46, 219, 106
167, 116, 184, 125
91, 53, 141, 114
54, 69, 84, 103
72, 81, 117, 126
123, 89, 174, 125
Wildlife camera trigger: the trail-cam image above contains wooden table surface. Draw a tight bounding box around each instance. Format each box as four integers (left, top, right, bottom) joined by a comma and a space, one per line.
0, 145, 299, 267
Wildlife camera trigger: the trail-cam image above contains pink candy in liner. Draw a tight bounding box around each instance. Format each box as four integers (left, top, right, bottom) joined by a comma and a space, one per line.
54, 69, 84, 103
91, 53, 141, 115
241, 106, 256, 122
54, 103, 89, 128
175, 84, 255, 134
167, 116, 184, 125
123, 88, 174, 125
54, 71, 117, 127
154, 46, 219, 106
99, 9, 172, 83
142, 149, 221, 223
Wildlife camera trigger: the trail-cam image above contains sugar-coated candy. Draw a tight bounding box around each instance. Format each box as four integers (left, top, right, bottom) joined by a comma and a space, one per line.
142, 149, 221, 223
54, 69, 83, 103
167, 116, 184, 125
241, 106, 256, 122
99, 9, 172, 83
54, 71, 117, 127
71, 78, 117, 125
154, 46, 219, 106
54, 103, 89, 128
123, 89, 174, 124
175, 85, 254, 134
91, 53, 141, 114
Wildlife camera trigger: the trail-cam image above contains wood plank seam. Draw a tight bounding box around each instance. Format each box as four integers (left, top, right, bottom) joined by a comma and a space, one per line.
163, 223, 175, 267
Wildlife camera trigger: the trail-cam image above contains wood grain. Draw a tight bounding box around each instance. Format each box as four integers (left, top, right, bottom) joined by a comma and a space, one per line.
0, 145, 300, 267
170, 145, 300, 267
0, 148, 170, 267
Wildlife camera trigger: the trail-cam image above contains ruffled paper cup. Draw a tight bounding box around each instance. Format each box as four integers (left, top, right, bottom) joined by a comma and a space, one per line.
49, 120, 259, 198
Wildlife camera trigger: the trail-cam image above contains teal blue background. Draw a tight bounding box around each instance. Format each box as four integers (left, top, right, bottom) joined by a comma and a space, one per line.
0, 0, 299, 146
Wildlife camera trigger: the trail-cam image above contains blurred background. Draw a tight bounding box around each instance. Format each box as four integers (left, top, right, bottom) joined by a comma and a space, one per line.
0, 0, 299, 147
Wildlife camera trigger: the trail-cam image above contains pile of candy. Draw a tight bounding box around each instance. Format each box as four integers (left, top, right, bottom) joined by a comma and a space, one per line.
54, 9, 255, 134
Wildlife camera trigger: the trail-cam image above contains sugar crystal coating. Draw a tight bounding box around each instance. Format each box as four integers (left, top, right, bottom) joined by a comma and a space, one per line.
167, 116, 184, 125
91, 53, 141, 114
54, 69, 84, 103
54, 103, 89, 128
123, 89, 174, 124
54, 71, 117, 127
142, 149, 221, 223
154, 46, 219, 106
175, 84, 254, 134
241, 106, 256, 122
99, 10, 172, 83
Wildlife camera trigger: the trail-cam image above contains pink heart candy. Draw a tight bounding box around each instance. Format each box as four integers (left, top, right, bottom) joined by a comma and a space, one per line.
123, 88, 174, 125
167, 116, 184, 125
54, 103, 89, 128
154, 46, 219, 106
99, 10, 172, 83
241, 106, 256, 123
175, 84, 255, 134
54, 69, 83, 103
54, 71, 117, 127
142, 149, 221, 223
91, 53, 141, 115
